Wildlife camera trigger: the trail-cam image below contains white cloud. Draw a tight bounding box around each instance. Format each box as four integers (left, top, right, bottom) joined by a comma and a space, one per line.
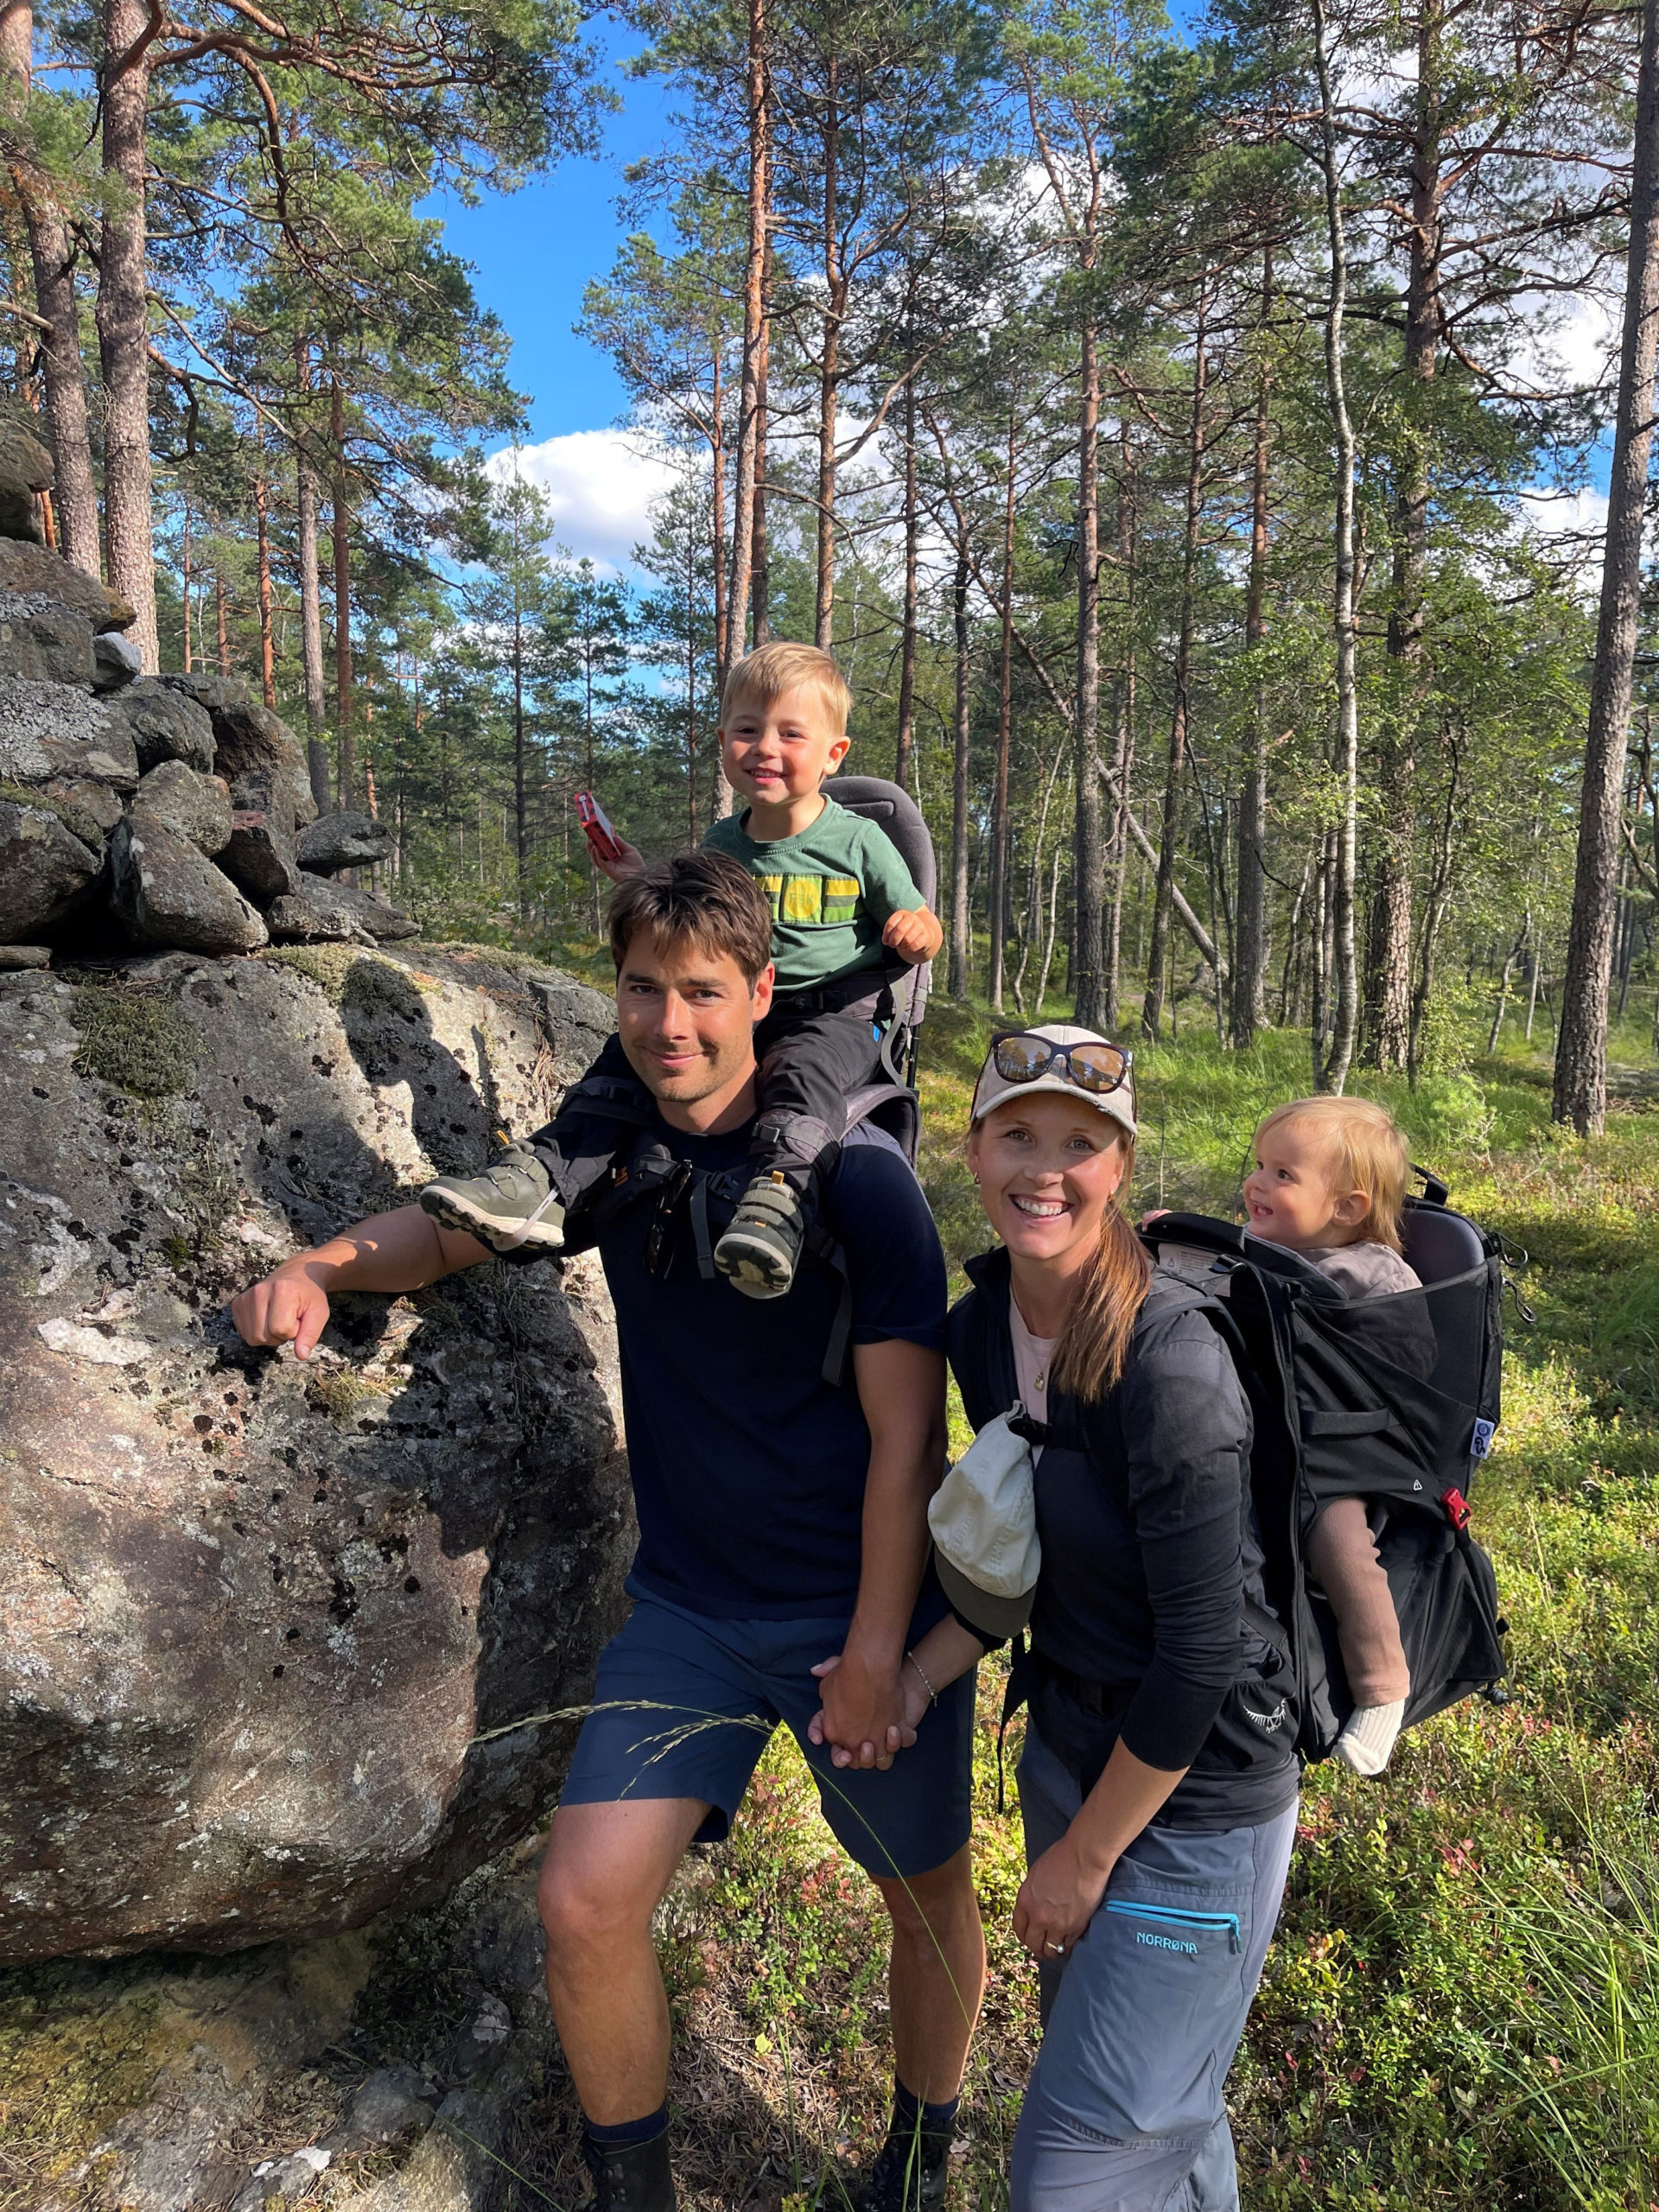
1514, 484, 1608, 594
1509, 286, 1618, 400
487, 430, 682, 573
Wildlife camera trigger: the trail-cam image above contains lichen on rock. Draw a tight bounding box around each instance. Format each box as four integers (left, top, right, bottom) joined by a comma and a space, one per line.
0, 944, 627, 1966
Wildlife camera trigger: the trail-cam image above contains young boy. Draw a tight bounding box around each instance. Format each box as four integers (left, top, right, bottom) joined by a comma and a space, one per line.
419, 641, 943, 1299
1242, 1095, 1426, 1776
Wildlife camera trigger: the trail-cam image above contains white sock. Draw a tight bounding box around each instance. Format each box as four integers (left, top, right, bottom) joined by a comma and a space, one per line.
1333, 1699, 1406, 1777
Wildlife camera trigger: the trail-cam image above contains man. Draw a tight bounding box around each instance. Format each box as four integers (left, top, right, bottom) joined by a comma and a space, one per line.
232, 850, 984, 2212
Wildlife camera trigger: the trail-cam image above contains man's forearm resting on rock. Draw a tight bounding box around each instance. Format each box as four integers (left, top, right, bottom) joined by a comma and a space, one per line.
232, 1205, 489, 1357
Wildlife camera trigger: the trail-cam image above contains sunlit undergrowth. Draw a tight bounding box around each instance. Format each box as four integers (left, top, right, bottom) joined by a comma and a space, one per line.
599, 987, 1659, 2212
435, 933, 1659, 2208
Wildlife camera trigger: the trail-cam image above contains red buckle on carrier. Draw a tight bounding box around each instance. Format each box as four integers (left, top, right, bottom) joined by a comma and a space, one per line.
1441, 1486, 1472, 1531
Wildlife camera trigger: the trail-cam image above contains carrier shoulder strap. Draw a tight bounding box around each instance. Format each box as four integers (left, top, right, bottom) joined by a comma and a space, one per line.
563, 1125, 868, 1389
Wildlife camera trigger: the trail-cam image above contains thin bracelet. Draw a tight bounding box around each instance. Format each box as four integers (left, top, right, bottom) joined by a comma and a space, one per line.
906, 1649, 938, 1707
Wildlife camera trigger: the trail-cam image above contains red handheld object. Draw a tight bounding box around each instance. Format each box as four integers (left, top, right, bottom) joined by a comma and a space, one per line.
575, 791, 626, 865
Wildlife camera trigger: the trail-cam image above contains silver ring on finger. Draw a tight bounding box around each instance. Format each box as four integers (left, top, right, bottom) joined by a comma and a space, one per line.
1045, 1938, 1065, 1955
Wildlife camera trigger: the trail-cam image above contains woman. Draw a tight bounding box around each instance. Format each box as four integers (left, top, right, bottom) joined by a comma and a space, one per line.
882, 1025, 1298, 2211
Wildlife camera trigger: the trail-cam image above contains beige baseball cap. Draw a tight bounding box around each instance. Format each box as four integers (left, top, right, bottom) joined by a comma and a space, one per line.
970, 1025, 1137, 1140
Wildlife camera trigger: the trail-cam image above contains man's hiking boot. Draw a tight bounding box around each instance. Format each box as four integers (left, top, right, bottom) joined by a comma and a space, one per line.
848, 2128, 951, 2212
419, 1143, 566, 1254
579, 2129, 676, 2212
713, 1170, 805, 1300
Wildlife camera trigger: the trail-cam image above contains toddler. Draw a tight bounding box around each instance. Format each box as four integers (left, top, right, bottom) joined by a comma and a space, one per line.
1243, 1094, 1424, 1776
419, 641, 941, 1300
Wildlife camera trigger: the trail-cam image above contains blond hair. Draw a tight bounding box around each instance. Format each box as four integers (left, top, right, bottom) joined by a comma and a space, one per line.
721, 640, 851, 734
1255, 1095, 1411, 1252
1048, 1136, 1154, 1403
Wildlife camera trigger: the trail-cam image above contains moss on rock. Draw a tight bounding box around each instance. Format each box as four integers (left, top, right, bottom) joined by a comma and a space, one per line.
66, 982, 199, 1098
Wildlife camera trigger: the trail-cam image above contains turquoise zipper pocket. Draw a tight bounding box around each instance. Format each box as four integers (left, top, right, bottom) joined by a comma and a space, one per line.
1104, 1900, 1242, 1953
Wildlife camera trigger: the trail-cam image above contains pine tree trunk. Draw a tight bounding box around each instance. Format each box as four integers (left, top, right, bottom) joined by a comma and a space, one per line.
1, 0, 101, 588
255, 456, 276, 708
1314, 0, 1361, 1095
1141, 301, 1208, 1039
1233, 247, 1274, 1047
710, 340, 728, 674
1370, 0, 1443, 1071
1073, 316, 1105, 1029
330, 378, 354, 809
512, 604, 528, 921
1104, 427, 1136, 1029
181, 502, 193, 672
990, 410, 1016, 1009
215, 570, 229, 675
815, 67, 841, 652
894, 377, 918, 791
723, 0, 768, 728
295, 342, 330, 809
296, 454, 330, 811
949, 544, 971, 999
97, 0, 157, 667
752, 231, 772, 647
1554, 0, 1659, 1134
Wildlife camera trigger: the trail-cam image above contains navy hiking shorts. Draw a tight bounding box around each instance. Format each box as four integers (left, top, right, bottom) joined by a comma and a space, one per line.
559, 1589, 976, 1880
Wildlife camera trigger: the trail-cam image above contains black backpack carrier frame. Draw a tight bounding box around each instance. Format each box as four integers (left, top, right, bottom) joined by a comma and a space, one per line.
1141, 1178, 1516, 1764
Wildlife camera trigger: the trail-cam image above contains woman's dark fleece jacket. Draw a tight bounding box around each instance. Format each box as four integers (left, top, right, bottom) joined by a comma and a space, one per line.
949, 1246, 1299, 1830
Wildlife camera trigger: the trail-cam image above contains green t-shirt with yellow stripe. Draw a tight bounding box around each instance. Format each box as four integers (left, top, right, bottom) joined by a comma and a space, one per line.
702, 795, 925, 993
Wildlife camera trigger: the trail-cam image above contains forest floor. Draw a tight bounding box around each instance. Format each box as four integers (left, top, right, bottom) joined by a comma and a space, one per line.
550, 981, 1659, 2212
466, 975, 1659, 2212
3, 969, 1656, 2212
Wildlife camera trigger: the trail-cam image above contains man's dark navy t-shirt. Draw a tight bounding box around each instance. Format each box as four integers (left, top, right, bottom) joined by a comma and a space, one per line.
594, 1115, 948, 1620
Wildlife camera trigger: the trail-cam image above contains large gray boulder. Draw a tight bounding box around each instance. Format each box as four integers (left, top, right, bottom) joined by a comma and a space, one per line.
130, 759, 234, 857
221, 805, 302, 902
297, 809, 394, 876
0, 675, 141, 790
92, 630, 145, 693
119, 680, 217, 774
0, 537, 136, 631
0, 598, 97, 686
158, 676, 317, 828
0, 796, 100, 939
109, 815, 269, 953
0, 946, 626, 1962
269, 874, 420, 944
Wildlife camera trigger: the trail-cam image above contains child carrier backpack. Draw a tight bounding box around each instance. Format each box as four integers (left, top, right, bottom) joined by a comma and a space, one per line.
1140, 1177, 1519, 1765
827, 774, 934, 1097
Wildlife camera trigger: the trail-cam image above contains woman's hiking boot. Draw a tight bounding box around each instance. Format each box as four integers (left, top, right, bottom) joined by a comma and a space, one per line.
579, 2130, 677, 2212
419, 1143, 566, 1253
714, 1170, 805, 1299
849, 2127, 951, 2212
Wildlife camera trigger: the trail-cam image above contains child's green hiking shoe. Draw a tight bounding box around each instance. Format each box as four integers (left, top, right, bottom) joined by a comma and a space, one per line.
419, 1142, 566, 1254
714, 1170, 805, 1300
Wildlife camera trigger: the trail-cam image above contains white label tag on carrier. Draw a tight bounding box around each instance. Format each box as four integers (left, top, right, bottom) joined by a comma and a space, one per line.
1470, 1417, 1496, 1459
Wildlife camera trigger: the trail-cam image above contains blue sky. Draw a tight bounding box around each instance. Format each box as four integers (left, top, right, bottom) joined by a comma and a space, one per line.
426, 11, 1616, 573
423, 21, 687, 569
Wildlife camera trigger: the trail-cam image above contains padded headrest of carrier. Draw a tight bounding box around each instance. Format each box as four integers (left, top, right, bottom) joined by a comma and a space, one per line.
829, 777, 937, 911
1401, 1202, 1487, 1286
826, 774, 936, 1032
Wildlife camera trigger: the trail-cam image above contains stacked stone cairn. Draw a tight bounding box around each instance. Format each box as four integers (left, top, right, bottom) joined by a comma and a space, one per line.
0, 427, 417, 969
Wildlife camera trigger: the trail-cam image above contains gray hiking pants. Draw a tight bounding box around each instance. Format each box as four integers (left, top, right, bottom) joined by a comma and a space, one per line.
1010, 1723, 1298, 2212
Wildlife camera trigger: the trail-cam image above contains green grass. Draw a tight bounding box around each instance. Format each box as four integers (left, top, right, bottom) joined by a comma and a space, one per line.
613, 985, 1659, 2212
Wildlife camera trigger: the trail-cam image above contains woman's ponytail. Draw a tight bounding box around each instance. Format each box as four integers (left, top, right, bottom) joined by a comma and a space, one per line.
1048, 1141, 1152, 1403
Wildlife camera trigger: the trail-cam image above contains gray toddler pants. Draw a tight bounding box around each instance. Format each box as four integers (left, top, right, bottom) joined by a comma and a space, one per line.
1010, 1723, 1298, 2212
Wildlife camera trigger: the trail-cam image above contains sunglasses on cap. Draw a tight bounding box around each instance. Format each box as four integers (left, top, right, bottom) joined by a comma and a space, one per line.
989, 1031, 1135, 1097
